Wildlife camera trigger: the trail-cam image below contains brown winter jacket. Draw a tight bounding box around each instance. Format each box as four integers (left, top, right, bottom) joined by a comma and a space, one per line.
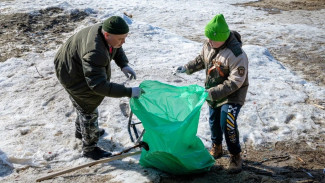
185, 31, 249, 108
54, 23, 132, 113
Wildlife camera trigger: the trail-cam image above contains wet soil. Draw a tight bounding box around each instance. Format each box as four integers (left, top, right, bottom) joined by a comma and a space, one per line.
237, 0, 325, 11
159, 138, 325, 183
236, 0, 325, 86
0, 7, 89, 62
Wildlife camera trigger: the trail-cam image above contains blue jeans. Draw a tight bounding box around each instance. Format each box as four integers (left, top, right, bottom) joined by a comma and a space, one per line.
209, 103, 242, 155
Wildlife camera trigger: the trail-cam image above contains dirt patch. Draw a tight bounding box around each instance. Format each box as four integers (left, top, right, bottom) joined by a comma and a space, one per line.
237, 0, 325, 12
269, 44, 325, 86
160, 139, 325, 183
0, 7, 89, 62
235, 0, 325, 86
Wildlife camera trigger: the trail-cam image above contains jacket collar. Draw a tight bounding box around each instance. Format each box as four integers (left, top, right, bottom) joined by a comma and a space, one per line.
98, 25, 111, 51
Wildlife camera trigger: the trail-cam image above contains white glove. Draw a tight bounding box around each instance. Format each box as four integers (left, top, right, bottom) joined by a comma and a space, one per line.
176, 66, 186, 73
131, 87, 144, 98
122, 66, 136, 80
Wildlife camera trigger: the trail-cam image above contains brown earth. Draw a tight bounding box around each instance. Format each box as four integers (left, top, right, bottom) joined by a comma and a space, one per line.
236, 0, 325, 86
0, 7, 89, 62
161, 140, 325, 183
237, 0, 325, 11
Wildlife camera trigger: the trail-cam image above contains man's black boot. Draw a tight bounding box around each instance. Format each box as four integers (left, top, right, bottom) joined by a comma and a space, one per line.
75, 128, 105, 139
83, 147, 112, 160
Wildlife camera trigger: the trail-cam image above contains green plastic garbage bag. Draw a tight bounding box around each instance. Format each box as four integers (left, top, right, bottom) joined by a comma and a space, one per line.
130, 80, 215, 174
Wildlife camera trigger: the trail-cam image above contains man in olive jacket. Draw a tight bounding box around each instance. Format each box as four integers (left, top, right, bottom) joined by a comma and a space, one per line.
54, 16, 142, 160
176, 14, 248, 173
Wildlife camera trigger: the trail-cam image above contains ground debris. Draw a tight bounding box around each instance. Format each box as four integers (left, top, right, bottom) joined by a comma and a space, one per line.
235, 0, 325, 11
259, 154, 291, 164
0, 7, 89, 62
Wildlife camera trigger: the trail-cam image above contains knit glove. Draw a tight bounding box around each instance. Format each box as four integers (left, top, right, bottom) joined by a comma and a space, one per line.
131, 87, 145, 98
122, 66, 136, 80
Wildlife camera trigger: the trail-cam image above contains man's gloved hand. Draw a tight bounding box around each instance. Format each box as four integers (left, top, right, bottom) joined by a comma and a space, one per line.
176, 66, 186, 73
122, 66, 136, 80
131, 87, 145, 98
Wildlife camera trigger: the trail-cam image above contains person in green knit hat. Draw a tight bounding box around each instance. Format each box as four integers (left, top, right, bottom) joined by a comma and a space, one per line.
176, 14, 249, 173
54, 16, 143, 160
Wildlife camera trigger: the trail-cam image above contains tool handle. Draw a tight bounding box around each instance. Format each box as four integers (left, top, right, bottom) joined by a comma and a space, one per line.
36, 151, 141, 182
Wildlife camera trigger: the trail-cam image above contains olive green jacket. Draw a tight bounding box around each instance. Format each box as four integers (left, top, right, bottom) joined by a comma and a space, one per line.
185, 31, 249, 108
54, 23, 131, 113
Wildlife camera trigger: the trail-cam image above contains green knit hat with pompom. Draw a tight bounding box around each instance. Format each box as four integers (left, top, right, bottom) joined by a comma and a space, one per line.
205, 14, 230, 41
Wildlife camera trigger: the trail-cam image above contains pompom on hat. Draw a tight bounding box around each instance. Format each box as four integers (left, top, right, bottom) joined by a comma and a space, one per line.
205, 14, 230, 42
102, 16, 129, 34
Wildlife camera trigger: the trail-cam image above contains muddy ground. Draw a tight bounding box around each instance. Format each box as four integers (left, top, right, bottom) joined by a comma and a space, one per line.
238, 0, 325, 11
0, 7, 89, 62
161, 140, 325, 183
0, 0, 324, 182
27, 139, 325, 183
236, 0, 325, 87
